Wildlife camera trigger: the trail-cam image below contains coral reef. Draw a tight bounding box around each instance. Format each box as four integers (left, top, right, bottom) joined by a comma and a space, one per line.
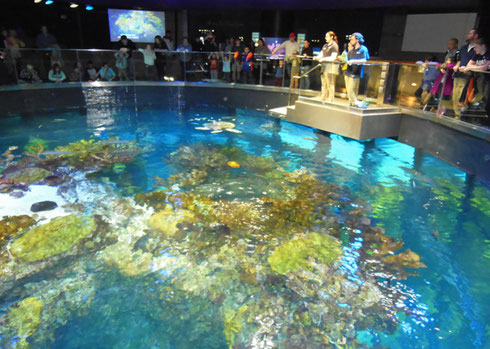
10, 215, 96, 262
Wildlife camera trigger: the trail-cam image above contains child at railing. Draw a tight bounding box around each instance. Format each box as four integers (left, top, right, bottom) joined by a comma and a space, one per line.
415, 56, 438, 102
138, 44, 157, 81
97, 62, 116, 81
222, 53, 231, 82
115, 48, 129, 81
422, 57, 456, 114
273, 60, 284, 86
241, 47, 254, 84
208, 52, 219, 80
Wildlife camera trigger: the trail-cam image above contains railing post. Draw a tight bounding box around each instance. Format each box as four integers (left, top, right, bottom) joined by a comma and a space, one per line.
9, 50, 19, 85
259, 59, 263, 85
76, 49, 81, 82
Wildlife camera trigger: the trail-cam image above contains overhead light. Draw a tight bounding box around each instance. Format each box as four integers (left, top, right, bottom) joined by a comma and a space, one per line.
70, 3, 79, 8
85, 4, 94, 10
34, 0, 43, 3
45, 0, 54, 4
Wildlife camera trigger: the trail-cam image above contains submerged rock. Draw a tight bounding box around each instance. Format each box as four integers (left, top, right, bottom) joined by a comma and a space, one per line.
5, 167, 52, 185
148, 205, 196, 237
0, 215, 37, 248
30, 201, 58, 212
7, 297, 44, 348
268, 233, 343, 275
10, 214, 96, 262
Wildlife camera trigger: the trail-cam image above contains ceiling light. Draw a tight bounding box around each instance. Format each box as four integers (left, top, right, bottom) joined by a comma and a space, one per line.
45, 0, 54, 4
70, 3, 79, 8
34, 0, 43, 3
85, 4, 94, 10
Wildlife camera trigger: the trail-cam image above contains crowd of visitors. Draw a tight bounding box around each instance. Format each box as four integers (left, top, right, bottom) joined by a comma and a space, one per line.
414, 28, 489, 122
0, 23, 488, 121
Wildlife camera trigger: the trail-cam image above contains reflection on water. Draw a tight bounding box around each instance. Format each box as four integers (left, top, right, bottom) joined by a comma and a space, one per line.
0, 105, 488, 349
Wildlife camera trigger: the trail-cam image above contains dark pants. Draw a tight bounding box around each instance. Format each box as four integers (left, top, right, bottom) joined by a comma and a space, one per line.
242, 70, 254, 84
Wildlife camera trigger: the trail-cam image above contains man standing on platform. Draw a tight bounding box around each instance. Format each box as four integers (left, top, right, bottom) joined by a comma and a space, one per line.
344, 32, 369, 107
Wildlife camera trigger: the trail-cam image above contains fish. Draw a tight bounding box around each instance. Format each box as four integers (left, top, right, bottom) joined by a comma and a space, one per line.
225, 128, 242, 134
195, 127, 211, 130
227, 161, 240, 168
53, 118, 66, 122
211, 130, 222, 134
39, 151, 74, 156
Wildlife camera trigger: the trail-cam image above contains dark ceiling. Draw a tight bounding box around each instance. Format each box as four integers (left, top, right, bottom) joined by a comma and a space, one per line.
25, 0, 480, 10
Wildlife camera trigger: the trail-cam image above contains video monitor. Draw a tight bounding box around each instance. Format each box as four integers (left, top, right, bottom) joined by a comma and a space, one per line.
108, 9, 165, 43
263, 37, 287, 59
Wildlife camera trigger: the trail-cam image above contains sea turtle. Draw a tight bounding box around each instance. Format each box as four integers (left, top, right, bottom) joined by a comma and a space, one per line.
195, 121, 242, 134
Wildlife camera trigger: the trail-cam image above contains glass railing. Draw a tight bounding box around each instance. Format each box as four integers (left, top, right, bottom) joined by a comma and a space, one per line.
0, 48, 487, 127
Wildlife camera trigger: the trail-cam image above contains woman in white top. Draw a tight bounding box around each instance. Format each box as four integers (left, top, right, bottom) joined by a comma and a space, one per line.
314, 31, 339, 103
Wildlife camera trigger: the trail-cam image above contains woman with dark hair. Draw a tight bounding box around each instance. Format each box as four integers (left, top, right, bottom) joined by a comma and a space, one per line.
314, 31, 339, 102
48, 63, 66, 83
254, 38, 271, 83
154, 35, 168, 80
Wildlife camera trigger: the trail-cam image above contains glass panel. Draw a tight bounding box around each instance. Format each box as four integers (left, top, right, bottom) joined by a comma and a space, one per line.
77, 50, 122, 81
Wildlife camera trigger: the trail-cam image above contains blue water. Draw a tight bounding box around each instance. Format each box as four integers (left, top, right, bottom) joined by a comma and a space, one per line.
0, 98, 489, 348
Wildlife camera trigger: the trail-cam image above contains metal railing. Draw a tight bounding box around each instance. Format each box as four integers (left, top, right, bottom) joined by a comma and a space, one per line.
0, 47, 487, 124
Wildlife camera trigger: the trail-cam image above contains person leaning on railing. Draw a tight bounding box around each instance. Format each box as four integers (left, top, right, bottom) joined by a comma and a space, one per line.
462, 38, 490, 123
314, 31, 339, 103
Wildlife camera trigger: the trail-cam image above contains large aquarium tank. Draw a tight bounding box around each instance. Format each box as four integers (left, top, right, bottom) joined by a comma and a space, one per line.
0, 88, 488, 349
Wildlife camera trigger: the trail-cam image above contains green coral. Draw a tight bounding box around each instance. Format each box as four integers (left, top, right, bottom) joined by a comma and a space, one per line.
268, 233, 343, 275
10, 215, 95, 262
8, 297, 44, 348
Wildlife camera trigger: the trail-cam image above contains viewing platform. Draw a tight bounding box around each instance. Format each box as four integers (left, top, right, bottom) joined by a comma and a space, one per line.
269, 96, 401, 140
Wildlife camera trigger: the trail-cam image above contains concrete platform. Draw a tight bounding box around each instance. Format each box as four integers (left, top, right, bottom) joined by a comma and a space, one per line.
280, 96, 401, 140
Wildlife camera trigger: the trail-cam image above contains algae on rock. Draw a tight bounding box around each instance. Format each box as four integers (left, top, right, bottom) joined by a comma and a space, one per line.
10, 215, 95, 262
268, 233, 343, 275
8, 297, 44, 348
0, 215, 36, 248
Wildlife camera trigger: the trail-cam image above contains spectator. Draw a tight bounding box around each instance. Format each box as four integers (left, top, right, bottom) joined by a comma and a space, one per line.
422, 57, 456, 114
85, 61, 97, 81
177, 37, 193, 77
163, 31, 174, 51
223, 37, 235, 52
138, 44, 157, 80
203, 32, 218, 52
274, 59, 285, 87
272, 33, 300, 82
463, 38, 489, 123
255, 38, 271, 82
241, 46, 254, 84
300, 39, 313, 90
115, 35, 136, 78
68, 63, 82, 82
19, 64, 41, 84
344, 32, 370, 107
222, 52, 231, 82
154, 35, 168, 80
97, 62, 116, 81
231, 38, 244, 83
208, 52, 219, 80
36, 25, 57, 49
6, 29, 25, 62
36, 25, 58, 77
115, 48, 129, 81
1, 29, 7, 49
415, 56, 439, 103
315, 31, 340, 103
48, 63, 66, 83
453, 28, 480, 118
445, 38, 460, 62
290, 51, 301, 89
192, 36, 204, 52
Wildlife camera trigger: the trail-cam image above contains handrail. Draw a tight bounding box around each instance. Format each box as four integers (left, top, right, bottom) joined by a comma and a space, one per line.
293, 63, 322, 80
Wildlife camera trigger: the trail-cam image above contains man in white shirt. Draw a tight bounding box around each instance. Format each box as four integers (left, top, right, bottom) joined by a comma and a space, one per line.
272, 33, 300, 84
